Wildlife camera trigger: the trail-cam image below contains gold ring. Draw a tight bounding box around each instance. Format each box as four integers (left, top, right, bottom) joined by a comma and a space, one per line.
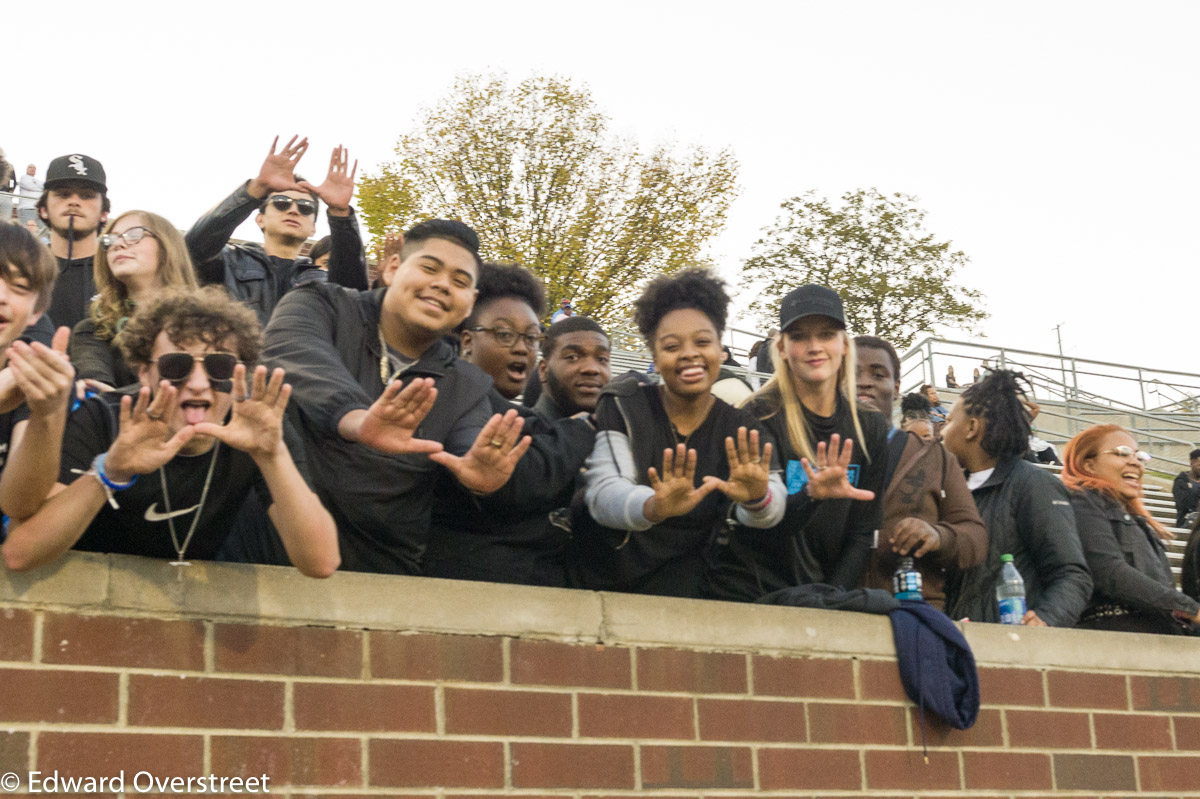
489, 438, 505, 448
146, 411, 162, 421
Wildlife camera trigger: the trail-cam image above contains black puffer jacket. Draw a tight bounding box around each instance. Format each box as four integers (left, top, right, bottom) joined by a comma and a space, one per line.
185, 181, 368, 325
945, 456, 1091, 627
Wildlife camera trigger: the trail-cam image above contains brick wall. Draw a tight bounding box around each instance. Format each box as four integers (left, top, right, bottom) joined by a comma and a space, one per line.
1, 553, 1199, 797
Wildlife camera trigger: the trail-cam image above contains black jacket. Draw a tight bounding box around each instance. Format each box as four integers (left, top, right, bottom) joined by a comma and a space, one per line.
1173, 471, 1200, 528
185, 181, 368, 325
945, 456, 1091, 627
422, 389, 596, 587
262, 283, 494, 574
1070, 487, 1200, 625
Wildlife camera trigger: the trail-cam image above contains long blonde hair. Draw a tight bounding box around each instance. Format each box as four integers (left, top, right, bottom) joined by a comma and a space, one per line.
742, 328, 872, 464
91, 211, 198, 341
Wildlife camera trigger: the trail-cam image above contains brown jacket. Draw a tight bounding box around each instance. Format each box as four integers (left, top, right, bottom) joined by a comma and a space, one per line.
862, 431, 988, 609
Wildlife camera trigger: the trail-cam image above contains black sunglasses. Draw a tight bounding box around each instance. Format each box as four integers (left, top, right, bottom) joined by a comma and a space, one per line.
268, 196, 317, 216
156, 352, 239, 384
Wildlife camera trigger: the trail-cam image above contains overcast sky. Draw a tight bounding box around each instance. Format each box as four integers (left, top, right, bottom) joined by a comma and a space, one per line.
7, 0, 1197, 382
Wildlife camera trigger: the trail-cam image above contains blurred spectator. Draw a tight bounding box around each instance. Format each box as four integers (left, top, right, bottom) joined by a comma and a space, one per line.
1023, 399, 1062, 465
551, 298, 574, 324
1062, 424, 1200, 635
754, 327, 778, 374
17, 164, 42, 226
0, 149, 14, 221
920, 383, 948, 424
899, 393, 935, 442
946, 364, 959, 388
1183, 515, 1200, 602
942, 369, 1091, 627
1172, 448, 1200, 529
37, 153, 110, 330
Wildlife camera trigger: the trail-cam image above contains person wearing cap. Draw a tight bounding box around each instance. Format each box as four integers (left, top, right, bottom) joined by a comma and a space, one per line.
185, 136, 368, 326
704, 284, 888, 602
550, 298, 574, 324
35, 154, 110, 331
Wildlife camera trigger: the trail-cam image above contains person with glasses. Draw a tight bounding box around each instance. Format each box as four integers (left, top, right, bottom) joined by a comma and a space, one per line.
185, 136, 367, 325
1061, 424, 1200, 634
423, 262, 599, 586
69, 211, 198, 393
1, 287, 339, 578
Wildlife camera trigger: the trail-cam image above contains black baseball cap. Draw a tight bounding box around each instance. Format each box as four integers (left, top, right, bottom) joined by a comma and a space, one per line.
779, 284, 845, 331
44, 154, 107, 192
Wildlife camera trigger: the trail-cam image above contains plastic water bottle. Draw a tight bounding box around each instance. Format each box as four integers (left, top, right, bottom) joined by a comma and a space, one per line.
893, 556, 923, 601
996, 554, 1027, 624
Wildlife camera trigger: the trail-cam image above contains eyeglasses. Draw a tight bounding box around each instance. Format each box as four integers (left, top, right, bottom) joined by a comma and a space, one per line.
100, 226, 157, 249
268, 196, 317, 216
470, 326, 546, 350
1102, 445, 1152, 463
155, 352, 239, 384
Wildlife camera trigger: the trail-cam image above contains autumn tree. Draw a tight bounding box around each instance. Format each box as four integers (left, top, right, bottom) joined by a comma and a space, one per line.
742, 189, 987, 349
358, 74, 739, 324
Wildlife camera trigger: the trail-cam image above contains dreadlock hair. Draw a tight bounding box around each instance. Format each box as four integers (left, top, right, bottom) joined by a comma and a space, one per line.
956, 369, 1034, 459
1061, 424, 1170, 540
900, 392, 932, 423
462, 261, 547, 329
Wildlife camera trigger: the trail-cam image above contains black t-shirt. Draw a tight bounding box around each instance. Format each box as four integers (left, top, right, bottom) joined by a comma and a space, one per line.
47, 255, 96, 332
58, 390, 308, 561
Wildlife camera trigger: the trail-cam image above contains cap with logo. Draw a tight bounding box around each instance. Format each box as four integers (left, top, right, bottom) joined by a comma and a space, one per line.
44, 154, 107, 192
779, 284, 845, 331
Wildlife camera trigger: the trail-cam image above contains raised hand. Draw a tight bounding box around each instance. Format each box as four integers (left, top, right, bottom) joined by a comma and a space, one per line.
644, 444, 719, 523
890, 517, 941, 556
251, 135, 309, 196
430, 409, 532, 495
104, 384, 196, 482
298, 145, 357, 214
193, 365, 288, 460
800, 433, 875, 502
7, 326, 74, 417
704, 426, 772, 504
355, 377, 444, 455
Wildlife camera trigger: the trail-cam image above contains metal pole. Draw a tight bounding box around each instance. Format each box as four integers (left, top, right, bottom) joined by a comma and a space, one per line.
1138, 368, 1146, 410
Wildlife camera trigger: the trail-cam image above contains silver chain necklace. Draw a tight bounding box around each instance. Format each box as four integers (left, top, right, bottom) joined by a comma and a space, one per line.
158, 442, 221, 567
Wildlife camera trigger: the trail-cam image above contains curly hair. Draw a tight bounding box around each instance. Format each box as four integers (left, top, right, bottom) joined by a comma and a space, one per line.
633, 267, 730, 342
463, 261, 547, 328
117, 287, 262, 368
956, 369, 1033, 459
91, 210, 199, 341
900, 392, 932, 422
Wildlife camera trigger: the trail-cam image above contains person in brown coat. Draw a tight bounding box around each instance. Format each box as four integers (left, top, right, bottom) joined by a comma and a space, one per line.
854, 336, 988, 610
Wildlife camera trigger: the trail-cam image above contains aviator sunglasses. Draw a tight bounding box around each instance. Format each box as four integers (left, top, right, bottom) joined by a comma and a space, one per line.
156, 352, 239, 384
267, 196, 317, 216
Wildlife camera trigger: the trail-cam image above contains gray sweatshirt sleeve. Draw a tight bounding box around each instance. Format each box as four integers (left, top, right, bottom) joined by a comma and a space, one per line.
583, 430, 655, 531
734, 472, 787, 528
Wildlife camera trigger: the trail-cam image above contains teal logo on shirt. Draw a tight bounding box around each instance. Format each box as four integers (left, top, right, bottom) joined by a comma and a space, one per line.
786, 461, 860, 495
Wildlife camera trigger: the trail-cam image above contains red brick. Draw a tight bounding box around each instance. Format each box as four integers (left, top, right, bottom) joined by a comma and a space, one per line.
859, 659, 907, 701
294, 683, 434, 732
1131, 674, 1200, 712
864, 749, 959, 790
1005, 709, 1091, 749
128, 675, 283, 730
42, 613, 204, 671
752, 655, 854, 698
978, 666, 1045, 706
445, 688, 572, 737
215, 623, 361, 678
1046, 670, 1127, 709
369, 739, 503, 788
0, 731, 28, 773
638, 648, 746, 694
808, 703, 907, 745
697, 697, 805, 742
211, 736, 360, 786
37, 732, 202, 777
963, 751, 1052, 790
578, 693, 694, 739
1093, 712, 1172, 750
371, 631, 501, 682
641, 745, 752, 789
511, 640, 630, 689
0, 668, 117, 723
1173, 715, 1200, 749
510, 743, 634, 789
1138, 754, 1200, 792
758, 747, 861, 790
0, 608, 34, 661
1052, 753, 1136, 791
913, 707, 1004, 748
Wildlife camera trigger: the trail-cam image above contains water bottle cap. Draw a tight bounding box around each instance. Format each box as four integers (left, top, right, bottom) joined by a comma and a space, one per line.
1000, 554, 1014, 563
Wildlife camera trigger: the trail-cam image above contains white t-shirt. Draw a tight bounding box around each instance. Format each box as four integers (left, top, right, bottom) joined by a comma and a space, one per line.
17, 174, 43, 209
966, 468, 995, 491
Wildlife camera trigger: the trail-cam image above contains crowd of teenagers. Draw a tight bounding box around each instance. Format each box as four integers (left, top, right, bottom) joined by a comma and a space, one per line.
0, 142, 1197, 638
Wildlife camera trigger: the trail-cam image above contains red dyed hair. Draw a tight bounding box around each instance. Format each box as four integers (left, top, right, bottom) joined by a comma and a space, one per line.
1061, 424, 1171, 540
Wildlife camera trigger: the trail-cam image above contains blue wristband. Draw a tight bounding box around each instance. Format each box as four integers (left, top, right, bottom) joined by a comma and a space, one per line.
93, 452, 137, 491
